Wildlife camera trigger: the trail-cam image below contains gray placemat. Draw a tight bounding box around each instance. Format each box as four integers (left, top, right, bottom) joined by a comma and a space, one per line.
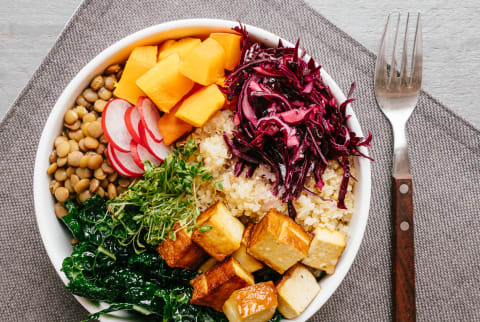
1, 0, 479, 321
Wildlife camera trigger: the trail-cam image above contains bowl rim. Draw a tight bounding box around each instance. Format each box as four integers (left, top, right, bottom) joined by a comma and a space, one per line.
34, 18, 371, 322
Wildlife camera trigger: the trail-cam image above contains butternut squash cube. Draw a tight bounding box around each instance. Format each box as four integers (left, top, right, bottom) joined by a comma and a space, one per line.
233, 223, 263, 273
276, 264, 320, 319
157, 103, 193, 146
192, 201, 244, 261
247, 209, 311, 274
157, 39, 175, 61
190, 257, 254, 311
158, 37, 201, 61
174, 84, 225, 127
222, 282, 278, 322
136, 54, 194, 113
210, 33, 242, 71
302, 227, 346, 274
179, 38, 225, 85
157, 222, 208, 270
113, 46, 157, 105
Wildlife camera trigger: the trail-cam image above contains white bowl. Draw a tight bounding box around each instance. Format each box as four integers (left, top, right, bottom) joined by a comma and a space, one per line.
34, 19, 371, 321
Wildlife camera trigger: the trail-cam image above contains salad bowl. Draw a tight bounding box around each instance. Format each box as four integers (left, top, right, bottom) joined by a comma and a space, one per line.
33, 18, 371, 321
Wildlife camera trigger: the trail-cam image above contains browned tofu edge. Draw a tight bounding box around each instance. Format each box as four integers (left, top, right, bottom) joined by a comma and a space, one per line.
190, 257, 254, 311
157, 222, 208, 270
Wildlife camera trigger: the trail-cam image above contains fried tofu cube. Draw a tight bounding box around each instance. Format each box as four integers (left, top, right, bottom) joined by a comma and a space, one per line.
192, 201, 244, 261
197, 257, 218, 274
302, 227, 346, 274
190, 257, 254, 311
222, 281, 278, 322
247, 210, 311, 274
157, 223, 208, 270
233, 224, 263, 273
276, 264, 320, 319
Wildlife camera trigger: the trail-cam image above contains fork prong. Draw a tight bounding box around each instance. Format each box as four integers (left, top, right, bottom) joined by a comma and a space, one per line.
400, 13, 410, 86
388, 13, 401, 88
410, 13, 423, 88
375, 13, 392, 86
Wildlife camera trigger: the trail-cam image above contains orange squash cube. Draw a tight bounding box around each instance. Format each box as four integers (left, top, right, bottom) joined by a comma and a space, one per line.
157, 104, 193, 146
174, 84, 225, 127
210, 33, 242, 71
157, 40, 175, 61
136, 54, 194, 113
179, 38, 225, 86
113, 46, 158, 105
158, 37, 201, 61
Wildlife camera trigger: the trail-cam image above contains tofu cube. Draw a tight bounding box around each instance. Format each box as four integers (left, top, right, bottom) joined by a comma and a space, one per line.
197, 257, 218, 274
192, 201, 244, 261
222, 281, 278, 322
302, 227, 346, 274
190, 257, 254, 311
276, 264, 320, 319
157, 223, 207, 270
233, 223, 263, 273
247, 209, 311, 274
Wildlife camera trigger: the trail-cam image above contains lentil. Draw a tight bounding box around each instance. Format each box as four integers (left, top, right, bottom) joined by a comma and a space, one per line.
56, 141, 70, 158
90, 75, 104, 91
87, 154, 103, 170
82, 88, 98, 102
54, 168, 67, 181
55, 187, 69, 202
54, 203, 68, 218
84, 137, 99, 150
47, 163, 58, 175
67, 151, 83, 167
64, 110, 78, 125
74, 179, 90, 193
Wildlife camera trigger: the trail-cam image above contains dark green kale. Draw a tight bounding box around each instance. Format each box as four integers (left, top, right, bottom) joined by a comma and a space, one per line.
61, 195, 227, 321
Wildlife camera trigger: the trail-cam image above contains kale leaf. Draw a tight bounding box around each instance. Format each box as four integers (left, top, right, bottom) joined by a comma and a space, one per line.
60, 195, 227, 321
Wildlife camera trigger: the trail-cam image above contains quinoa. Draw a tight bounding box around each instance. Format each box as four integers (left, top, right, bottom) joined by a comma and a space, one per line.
192, 110, 355, 233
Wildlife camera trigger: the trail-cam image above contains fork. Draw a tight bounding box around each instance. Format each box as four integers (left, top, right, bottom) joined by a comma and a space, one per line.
374, 12, 422, 322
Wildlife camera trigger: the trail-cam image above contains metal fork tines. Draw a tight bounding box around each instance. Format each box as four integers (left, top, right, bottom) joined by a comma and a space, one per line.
374, 12, 422, 322
375, 12, 422, 176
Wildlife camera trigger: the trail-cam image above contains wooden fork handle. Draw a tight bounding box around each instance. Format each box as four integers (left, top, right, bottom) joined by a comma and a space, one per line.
392, 174, 415, 322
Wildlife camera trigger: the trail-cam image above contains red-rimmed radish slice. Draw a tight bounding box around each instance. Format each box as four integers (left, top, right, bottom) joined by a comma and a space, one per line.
138, 96, 163, 143
130, 141, 144, 169
109, 143, 144, 177
138, 122, 170, 161
131, 141, 162, 169
102, 98, 133, 152
125, 106, 141, 143
106, 143, 130, 177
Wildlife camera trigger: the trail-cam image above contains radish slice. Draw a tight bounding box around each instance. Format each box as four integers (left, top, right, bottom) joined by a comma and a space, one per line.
125, 106, 141, 143
138, 122, 170, 161
138, 96, 163, 143
130, 141, 145, 169
109, 143, 144, 177
106, 143, 131, 177
102, 99, 133, 152
131, 141, 162, 169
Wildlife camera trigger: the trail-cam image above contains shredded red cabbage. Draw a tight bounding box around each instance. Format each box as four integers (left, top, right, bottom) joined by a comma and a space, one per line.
222, 25, 372, 215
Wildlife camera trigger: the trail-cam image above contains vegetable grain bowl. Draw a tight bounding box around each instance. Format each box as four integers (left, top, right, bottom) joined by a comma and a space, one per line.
34, 19, 372, 322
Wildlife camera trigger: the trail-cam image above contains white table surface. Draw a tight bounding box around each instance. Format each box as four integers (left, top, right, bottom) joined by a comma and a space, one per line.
1, 0, 479, 129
